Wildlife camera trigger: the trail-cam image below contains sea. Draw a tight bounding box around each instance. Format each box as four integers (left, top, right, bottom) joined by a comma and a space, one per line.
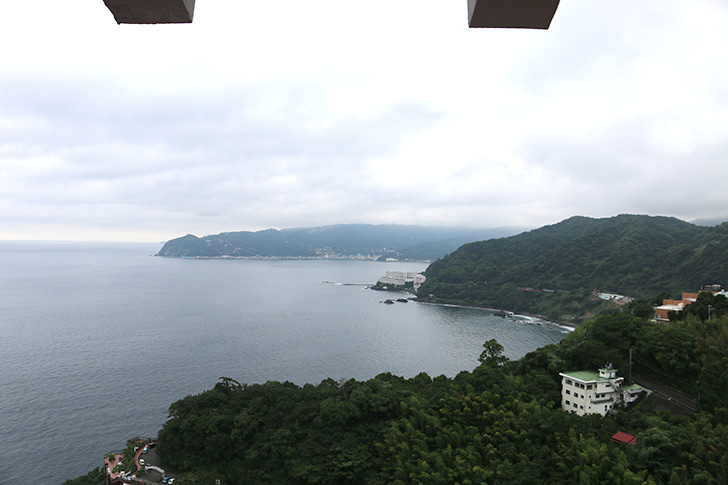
0, 241, 568, 484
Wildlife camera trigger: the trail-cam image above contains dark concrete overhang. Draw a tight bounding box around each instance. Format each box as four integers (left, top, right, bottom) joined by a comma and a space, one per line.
103, 0, 195, 24
468, 0, 560, 29
102, 0, 559, 28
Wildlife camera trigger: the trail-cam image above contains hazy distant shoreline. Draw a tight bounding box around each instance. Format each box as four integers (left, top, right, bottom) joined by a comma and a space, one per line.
156, 254, 431, 262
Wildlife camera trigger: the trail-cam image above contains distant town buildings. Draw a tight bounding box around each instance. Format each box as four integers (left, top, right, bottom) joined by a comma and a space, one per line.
596, 292, 634, 304
559, 366, 649, 417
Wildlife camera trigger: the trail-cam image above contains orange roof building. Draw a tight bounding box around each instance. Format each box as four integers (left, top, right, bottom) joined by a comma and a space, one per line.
654, 292, 698, 322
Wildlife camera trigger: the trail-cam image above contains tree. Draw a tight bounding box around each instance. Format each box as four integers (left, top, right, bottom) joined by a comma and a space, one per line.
628, 299, 654, 319
633, 424, 679, 481
478, 339, 508, 367
697, 357, 728, 411
675, 292, 728, 321
62, 467, 105, 485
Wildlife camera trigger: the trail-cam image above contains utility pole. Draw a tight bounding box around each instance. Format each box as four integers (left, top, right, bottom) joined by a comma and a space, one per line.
629, 347, 633, 383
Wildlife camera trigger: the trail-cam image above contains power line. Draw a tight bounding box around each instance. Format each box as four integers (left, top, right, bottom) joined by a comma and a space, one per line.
631, 358, 698, 392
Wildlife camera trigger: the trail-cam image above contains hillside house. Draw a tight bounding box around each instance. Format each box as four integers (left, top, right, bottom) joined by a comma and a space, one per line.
560, 366, 624, 417
654, 285, 726, 322
654, 292, 698, 322
621, 383, 650, 404
560, 366, 650, 416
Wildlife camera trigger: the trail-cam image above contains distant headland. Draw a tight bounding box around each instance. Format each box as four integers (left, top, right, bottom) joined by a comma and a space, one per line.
155, 224, 523, 261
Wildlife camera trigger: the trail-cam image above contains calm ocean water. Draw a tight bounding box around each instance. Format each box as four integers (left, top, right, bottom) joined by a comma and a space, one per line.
0, 241, 567, 483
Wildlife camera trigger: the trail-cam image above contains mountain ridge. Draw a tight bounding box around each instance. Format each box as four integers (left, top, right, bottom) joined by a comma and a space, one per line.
156, 224, 525, 261
418, 214, 728, 322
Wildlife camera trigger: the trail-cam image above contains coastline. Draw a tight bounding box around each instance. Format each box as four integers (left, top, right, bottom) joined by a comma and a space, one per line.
157, 254, 431, 262
366, 284, 576, 331
412, 298, 577, 331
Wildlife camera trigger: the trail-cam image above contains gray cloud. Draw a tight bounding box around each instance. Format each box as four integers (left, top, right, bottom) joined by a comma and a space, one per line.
1, 1, 728, 241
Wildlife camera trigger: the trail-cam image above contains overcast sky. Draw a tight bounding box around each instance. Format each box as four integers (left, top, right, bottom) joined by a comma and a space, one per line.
1, 1, 727, 242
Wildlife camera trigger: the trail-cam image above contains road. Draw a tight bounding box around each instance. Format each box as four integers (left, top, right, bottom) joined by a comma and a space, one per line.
634, 375, 697, 412
137, 445, 174, 483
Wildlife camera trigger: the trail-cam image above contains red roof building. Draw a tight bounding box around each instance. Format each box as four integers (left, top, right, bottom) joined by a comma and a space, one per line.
611, 431, 637, 446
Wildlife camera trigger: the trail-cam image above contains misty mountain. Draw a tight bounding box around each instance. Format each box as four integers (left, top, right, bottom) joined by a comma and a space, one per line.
156, 224, 524, 260
691, 216, 728, 227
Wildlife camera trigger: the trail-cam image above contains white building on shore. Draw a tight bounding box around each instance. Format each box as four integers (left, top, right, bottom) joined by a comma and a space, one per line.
377, 270, 426, 290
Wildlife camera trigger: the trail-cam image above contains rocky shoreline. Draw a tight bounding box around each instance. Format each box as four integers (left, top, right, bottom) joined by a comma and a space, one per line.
412, 298, 576, 330
367, 284, 574, 329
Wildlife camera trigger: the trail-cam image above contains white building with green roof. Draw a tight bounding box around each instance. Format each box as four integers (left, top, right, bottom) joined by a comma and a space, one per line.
559, 366, 624, 417
621, 383, 651, 404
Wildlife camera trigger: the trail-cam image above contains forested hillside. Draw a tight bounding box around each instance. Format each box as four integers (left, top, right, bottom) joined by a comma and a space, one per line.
156, 224, 521, 260
418, 215, 728, 322
144, 308, 728, 484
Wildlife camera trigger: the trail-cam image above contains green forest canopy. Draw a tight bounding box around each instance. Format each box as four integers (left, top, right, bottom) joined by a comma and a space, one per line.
418, 215, 728, 322
138, 308, 728, 484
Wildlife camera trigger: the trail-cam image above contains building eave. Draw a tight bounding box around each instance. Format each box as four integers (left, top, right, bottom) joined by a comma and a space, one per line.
103, 0, 195, 24
467, 0, 561, 29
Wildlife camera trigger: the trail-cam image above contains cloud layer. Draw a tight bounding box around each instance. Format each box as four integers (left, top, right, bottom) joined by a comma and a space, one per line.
1, 1, 727, 241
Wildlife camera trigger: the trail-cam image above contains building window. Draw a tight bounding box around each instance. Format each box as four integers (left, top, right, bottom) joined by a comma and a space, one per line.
587, 384, 593, 390
566, 390, 570, 395
565, 400, 570, 405
566, 379, 572, 385
573, 403, 578, 408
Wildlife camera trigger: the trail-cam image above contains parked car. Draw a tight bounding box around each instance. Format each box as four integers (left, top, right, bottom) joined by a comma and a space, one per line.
142, 447, 148, 454
139, 458, 145, 467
